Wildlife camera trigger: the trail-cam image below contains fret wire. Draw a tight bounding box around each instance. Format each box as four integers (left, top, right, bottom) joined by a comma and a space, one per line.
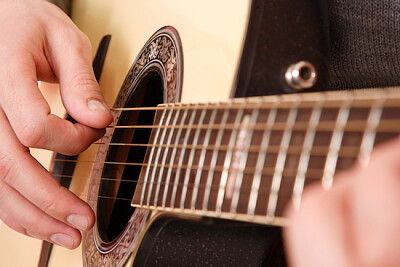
216, 105, 245, 214
322, 98, 352, 191
202, 107, 230, 212
191, 107, 217, 210
147, 108, 174, 207
225, 113, 251, 202
230, 105, 261, 215
248, 101, 279, 217
267, 98, 300, 218
180, 106, 207, 210
161, 104, 187, 208
170, 107, 197, 208
358, 96, 386, 166
140, 108, 168, 206
292, 97, 324, 210
153, 107, 181, 207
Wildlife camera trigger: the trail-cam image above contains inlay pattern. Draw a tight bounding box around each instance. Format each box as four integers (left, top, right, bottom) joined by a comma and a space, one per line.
83, 27, 183, 267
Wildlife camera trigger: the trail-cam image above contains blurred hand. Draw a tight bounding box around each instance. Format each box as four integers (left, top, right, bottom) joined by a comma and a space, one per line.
0, 0, 112, 249
284, 136, 400, 267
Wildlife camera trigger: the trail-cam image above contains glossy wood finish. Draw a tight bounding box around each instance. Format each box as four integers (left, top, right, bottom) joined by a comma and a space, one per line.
132, 88, 400, 224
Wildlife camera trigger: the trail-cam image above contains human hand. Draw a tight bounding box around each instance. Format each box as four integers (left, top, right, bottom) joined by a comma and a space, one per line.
0, 0, 112, 249
284, 136, 400, 267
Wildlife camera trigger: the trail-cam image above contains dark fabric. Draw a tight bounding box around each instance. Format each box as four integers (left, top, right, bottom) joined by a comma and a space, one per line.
47, 0, 71, 15
327, 0, 400, 90
46, 0, 399, 90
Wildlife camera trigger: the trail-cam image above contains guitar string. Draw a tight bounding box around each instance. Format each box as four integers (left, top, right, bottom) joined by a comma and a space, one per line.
55, 100, 399, 203
89, 140, 389, 149
52, 163, 345, 203
108, 98, 399, 112
58, 145, 393, 203
50, 132, 395, 185
78, 184, 317, 206
81, 187, 299, 203
50, 142, 380, 167
51, 135, 398, 200
52, 136, 383, 203
103, 119, 399, 131
75, 179, 302, 203
105, 96, 396, 134
52, 164, 328, 183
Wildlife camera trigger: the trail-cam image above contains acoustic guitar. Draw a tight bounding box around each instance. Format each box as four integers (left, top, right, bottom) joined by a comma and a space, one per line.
1, 0, 400, 266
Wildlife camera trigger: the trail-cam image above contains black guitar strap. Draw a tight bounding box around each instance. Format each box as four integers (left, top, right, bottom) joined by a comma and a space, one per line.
47, 0, 71, 15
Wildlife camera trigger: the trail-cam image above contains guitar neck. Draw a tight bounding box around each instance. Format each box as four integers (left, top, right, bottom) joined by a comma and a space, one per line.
132, 88, 400, 226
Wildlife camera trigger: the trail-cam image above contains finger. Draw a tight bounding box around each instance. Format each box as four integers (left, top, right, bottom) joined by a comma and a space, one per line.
45, 18, 113, 129
351, 137, 400, 267
1, 151, 96, 231
283, 179, 355, 267
0, 207, 26, 235
0, 59, 105, 155
0, 179, 80, 249
1, 0, 112, 129
0, 110, 95, 234
0, 207, 55, 242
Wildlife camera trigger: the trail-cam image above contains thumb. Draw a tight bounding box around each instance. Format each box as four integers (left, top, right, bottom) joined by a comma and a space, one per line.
46, 24, 112, 129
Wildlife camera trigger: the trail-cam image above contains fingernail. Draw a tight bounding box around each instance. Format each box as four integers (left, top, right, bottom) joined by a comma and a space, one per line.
88, 99, 110, 113
67, 214, 89, 231
50, 233, 75, 249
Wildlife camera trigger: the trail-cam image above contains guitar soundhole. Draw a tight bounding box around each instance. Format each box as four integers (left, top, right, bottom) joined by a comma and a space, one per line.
97, 69, 164, 243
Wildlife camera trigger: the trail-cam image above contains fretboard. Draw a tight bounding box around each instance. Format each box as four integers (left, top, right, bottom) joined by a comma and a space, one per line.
132, 88, 400, 226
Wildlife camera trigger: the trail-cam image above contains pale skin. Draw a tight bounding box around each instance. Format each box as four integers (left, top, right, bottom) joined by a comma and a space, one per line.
284, 136, 400, 267
0, 0, 112, 249
2, 0, 400, 264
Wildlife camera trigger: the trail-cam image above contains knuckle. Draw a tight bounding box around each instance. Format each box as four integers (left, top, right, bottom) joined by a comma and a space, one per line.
0, 180, 9, 203
0, 211, 25, 235
15, 119, 45, 148
77, 31, 92, 51
63, 26, 92, 55
70, 69, 98, 91
67, 136, 88, 155
41, 194, 58, 215
68, 143, 86, 155
0, 151, 16, 182
62, 125, 89, 156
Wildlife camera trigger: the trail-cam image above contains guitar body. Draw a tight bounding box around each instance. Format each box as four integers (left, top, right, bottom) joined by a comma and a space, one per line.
74, 1, 256, 266
0, 0, 329, 266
